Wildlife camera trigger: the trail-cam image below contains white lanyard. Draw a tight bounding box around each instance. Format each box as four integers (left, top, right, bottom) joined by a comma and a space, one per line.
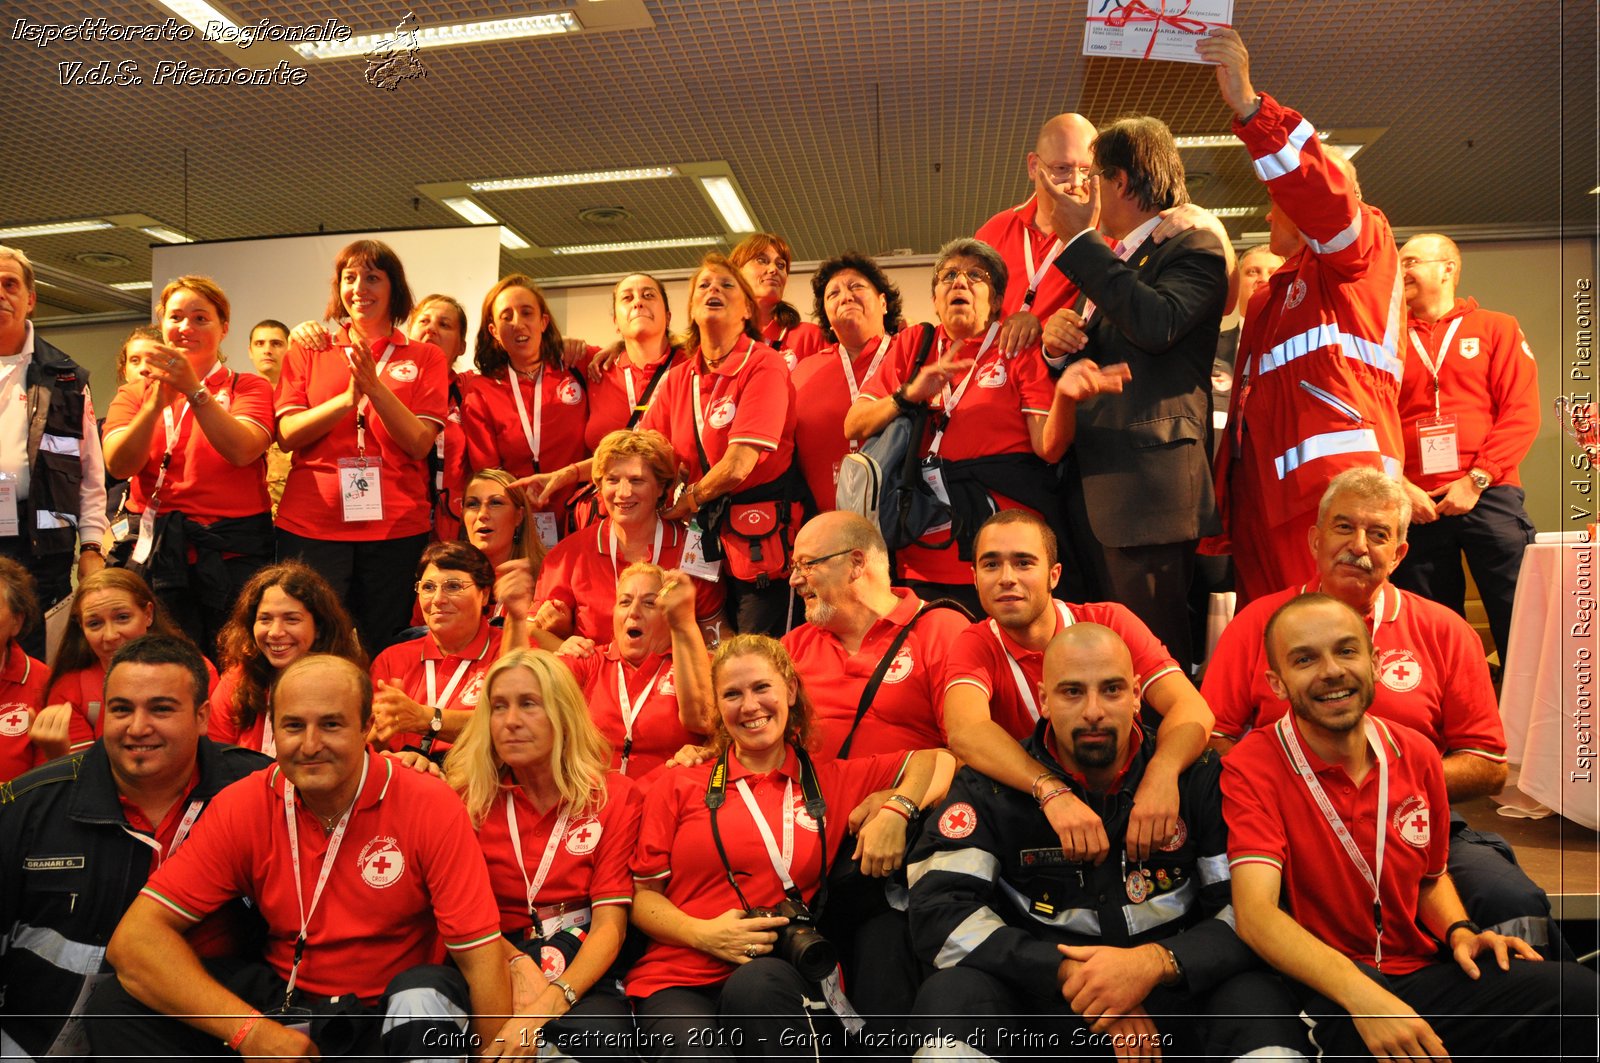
150, 361, 226, 505
991, 601, 1072, 722
690, 337, 752, 448
120, 799, 204, 866
351, 339, 396, 456
505, 793, 572, 923
928, 323, 1001, 457
1407, 319, 1463, 419
607, 519, 665, 579
1277, 715, 1389, 967
508, 367, 545, 465
734, 777, 796, 891
614, 659, 668, 776
1020, 225, 1064, 313
836, 335, 890, 404
1369, 586, 1387, 645
282, 755, 369, 999
425, 656, 475, 711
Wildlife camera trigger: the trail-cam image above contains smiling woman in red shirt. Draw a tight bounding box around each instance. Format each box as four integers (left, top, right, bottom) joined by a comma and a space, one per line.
581, 273, 686, 453
461, 275, 589, 552
444, 649, 642, 1059
274, 240, 448, 655
729, 234, 826, 371
102, 276, 274, 651
0, 560, 51, 781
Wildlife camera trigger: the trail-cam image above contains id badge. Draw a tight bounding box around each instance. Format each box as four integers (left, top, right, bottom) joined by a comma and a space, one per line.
820, 966, 865, 1034
533, 511, 560, 550
1417, 416, 1460, 478
920, 458, 951, 505
130, 506, 158, 565
0, 473, 17, 537
679, 522, 722, 581
338, 458, 384, 522
111, 515, 130, 542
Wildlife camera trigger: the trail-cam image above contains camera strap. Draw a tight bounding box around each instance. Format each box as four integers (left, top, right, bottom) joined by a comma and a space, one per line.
705, 746, 829, 914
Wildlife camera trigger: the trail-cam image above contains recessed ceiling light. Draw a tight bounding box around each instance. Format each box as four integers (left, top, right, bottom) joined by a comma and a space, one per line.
699, 176, 754, 233
0, 219, 115, 238
442, 197, 499, 226
293, 12, 579, 60
1174, 130, 1336, 149
470, 166, 678, 193
550, 236, 721, 256
112, 280, 154, 291
140, 225, 192, 244
1204, 206, 1263, 218
154, 1, 238, 32
498, 228, 531, 251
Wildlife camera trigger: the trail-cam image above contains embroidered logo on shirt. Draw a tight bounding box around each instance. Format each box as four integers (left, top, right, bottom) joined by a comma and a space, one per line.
557, 378, 583, 406
565, 818, 603, 855
358, 836, 406, 888
1157, 816, 1188, 852
460, 672, 486, 707
1393, 794, 1431, 848
540, 944, 568, 978
1284, 279, 1307, 310
883, 646, 915, 685
1378, 649, 1423, 693
783, 350, 798, 372
793, 796, 820, 833
976, 362, 1007, 389
0, 703, 31, 737
656, 669, 676, 697
938, 802, 977, 839
1458, 338, 1480, 360
388, 360, 419, 382
708, 397, 737, 429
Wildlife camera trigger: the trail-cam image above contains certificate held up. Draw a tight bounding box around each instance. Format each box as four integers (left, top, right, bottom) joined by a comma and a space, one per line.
1082, 0, 1233, 64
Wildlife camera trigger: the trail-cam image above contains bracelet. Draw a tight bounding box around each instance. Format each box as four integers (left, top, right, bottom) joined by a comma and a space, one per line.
885, 793, 920, 819
1156, 944, 1184, 986
879, 801, 911, 821
1038, 786, 1073, 810
891, 385, 921, 414
1443, 919, 1481, 945
1029, 770, 1056, 802
688, 482, 702, 511
509, 952, 533, 968
79, 541, 104, 556
225, 1010, 263, 1051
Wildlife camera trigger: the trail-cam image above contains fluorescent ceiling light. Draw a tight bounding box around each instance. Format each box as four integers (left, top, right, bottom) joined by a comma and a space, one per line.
550, 236, 721, 256
140, 225, 191, 244
293, 12, 578, 60
470, 166, 678, 193
112, 280, 154, 291
498, 228, 531, 251
442, 197, 500, 226
1175, 130, 1334, 149
1204, 206, 1263, 218
155, 1, 238, 32
1591, 187, 1600, 195
0, 219, 115, 238
699, 176, 754, 232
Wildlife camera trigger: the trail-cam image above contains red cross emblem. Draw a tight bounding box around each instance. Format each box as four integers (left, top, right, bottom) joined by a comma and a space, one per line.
565, 819, 602, 855
938, 802, 977, 839
0, 705, 29, 737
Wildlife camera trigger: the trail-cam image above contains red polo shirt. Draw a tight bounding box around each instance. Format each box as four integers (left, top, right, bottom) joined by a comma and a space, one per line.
626, 746, 909, 998
858, 326, 1055, 584
760, 319, 827, 372
476, 773, 643, 938
638, 339, 796, 491
782, 589, 970, 759
275, 327, 448, 540
460, 365, 589, 519
790, 336, 896, 512
368, 621, 497, 753
50, 658, 219, 755
103, 365, 274, 521
561, 644, 705, 782
534, 518, 725, 642
943, 601, 1181, 740
1203, 580, 1506, 763
1223, 715, 1449, 975
206, 664, 272, 754
141, 752, 502, 1003
0, 641, 51, 780
583, 347, 685, 452
975, 196, 1084, 322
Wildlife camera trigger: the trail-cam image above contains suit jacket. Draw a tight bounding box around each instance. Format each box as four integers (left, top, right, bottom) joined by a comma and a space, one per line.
1052, 225, 1228, 548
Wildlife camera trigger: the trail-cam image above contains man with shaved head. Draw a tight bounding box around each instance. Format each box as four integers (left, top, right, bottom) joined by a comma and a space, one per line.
908, 624, 1305, 1059
1390, 232, 1538, 661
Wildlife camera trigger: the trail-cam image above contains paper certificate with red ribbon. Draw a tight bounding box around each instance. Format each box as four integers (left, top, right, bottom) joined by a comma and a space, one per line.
1083, 0, 1233, 64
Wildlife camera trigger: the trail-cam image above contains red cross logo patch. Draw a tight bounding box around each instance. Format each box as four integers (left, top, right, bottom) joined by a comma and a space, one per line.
883, 646, 914, 685
708, 397, 737, 430
1378, 649, 1422, 693
558, 378, 584, 406
0, 704, 31, 737
938, 802, 977, 839
565, 819, 602, 855
1393, 794, 1431, 848
358, 836, 405, 888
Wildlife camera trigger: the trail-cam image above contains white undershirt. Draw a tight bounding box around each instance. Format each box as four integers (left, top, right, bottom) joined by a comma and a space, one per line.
0, 324, 108, 542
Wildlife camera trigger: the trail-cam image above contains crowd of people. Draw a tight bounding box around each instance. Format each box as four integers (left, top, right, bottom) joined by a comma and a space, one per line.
0, 28, 1589, 1063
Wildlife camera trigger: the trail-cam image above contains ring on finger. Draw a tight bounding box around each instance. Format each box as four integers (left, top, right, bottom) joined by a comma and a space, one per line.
744, 944, 759, 958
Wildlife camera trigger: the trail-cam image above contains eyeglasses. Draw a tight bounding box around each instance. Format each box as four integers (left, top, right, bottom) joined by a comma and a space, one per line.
1399, 257, 1451, 269
790, 548, 853, 577
462, 497, 513, 513
1046, 165, 1096, 186
936, 267, 992, 288
415, 579, 478, 597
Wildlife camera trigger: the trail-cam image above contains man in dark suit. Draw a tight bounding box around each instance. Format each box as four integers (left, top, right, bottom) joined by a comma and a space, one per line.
1036, 115, 1230, 675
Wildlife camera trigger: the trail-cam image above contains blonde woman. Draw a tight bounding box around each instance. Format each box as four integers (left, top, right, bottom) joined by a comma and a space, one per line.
444, 650, 642, 1059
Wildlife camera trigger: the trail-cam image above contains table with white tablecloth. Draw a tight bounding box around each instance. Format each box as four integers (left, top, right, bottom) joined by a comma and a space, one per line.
1498, 537, 1600, 829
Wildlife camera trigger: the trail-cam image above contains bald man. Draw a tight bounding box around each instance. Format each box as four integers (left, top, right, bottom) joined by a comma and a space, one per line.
909, 624, 1305, 1059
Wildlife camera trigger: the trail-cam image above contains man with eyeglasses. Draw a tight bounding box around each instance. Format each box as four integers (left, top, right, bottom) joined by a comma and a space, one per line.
1033, 114, 1230, 677
1196, 28, 1405, 609
1388, 233, 1538, 664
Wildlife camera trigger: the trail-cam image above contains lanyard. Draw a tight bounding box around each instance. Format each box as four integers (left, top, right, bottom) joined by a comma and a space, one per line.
150, 361, 227, 506
929, 323, 1001, 457
505, 793, 572, 926
1369, 586, 1387, 645
1277, 715, 1389, 968
508, 367, 545, 465
991, 601, 1072, 721
1407, 319, 1463, 419
734, 777, 797, 891
1020, 225, 1065, 313
425, 656, 476, 711
607, 518, 665, 579
614, 659, 668, 776
689, 337, 753, 465
836, 335, 891, 404
282, 755, 368, 1004
350, 340, 397, 457
120, 799, 204, 867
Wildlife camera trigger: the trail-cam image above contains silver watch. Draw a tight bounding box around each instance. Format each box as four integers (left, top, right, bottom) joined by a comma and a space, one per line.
552, 978, 577, 1006
1468, 469, 1492, 491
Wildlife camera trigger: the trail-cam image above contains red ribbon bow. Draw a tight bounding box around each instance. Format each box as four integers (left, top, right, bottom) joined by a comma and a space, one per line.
1103, 0, 1211, 60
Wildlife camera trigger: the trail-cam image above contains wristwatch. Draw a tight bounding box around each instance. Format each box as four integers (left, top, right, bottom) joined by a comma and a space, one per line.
429, 706, 443, 732
551, 978, 577, 1006
79, 541, 104, 557
188, 384, 212, 408
1468, 468, 1492, 491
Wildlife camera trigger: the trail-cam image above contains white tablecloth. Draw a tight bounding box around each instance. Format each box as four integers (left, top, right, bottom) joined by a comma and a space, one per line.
1498, 541, 1600, 829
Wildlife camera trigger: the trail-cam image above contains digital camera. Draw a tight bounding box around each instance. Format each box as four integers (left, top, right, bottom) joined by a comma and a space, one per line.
746, 898, 837, 981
